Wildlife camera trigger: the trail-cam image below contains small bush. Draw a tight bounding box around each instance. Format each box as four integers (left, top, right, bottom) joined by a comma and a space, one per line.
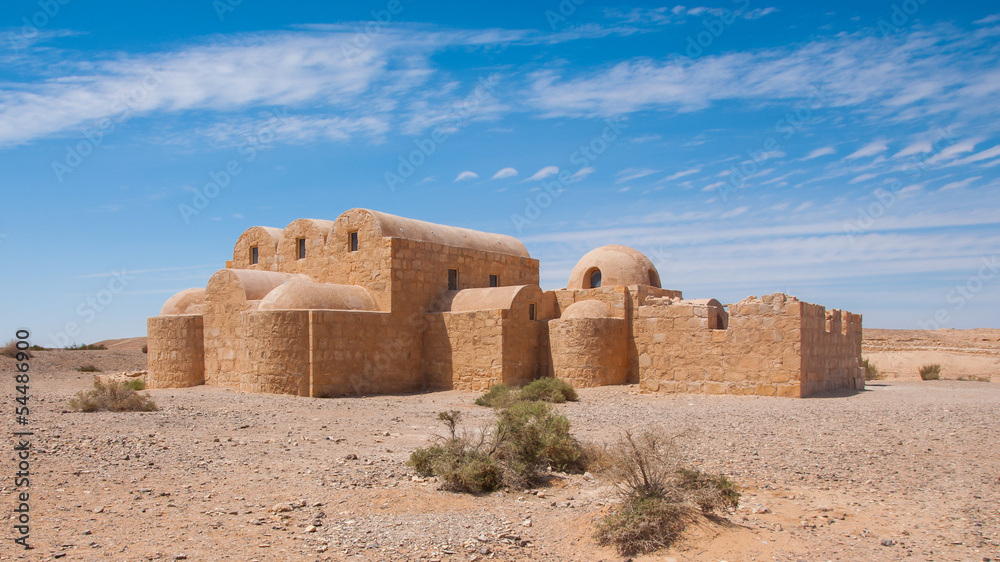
126, 378, 146, 391
919, 364, 942, 380
592, 430, 741, 556
519, 377, 579, 403
29, 345, 47, 352
675, 467, 741, 513
594, 496, 687, 557
475, 383, 516, 408
69, 380, 157, 412
862, 357, 884, 381
475, 378, 579, 408
408, 402, 586, 493
66, 343, 108, 350
2, 340, 30, 359
141, 345, 148, 353
77, 364, 101, 372
495, 400, 585, 486
957, 374, 991, 382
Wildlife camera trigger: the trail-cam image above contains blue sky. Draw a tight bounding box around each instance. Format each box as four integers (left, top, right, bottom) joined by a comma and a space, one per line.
2, 0, 999, 346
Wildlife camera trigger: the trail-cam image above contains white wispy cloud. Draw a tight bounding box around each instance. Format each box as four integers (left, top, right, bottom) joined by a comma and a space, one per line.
454, 171, 478, 182
491, 167, 518, 179
844, 141, 888, 160
849, 173, 879, 184
940, 176, 981, 190
615, 167, 658, 183
802, 146, 835, 160
665, 167, 701, 180
571, 167, 595, 180
525, 165, 559, 181
893, 141, 931, 158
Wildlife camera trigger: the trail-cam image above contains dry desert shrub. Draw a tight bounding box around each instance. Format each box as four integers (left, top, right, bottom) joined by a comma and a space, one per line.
593, 430, 741, 557
863, 357, 885, 380
2, 339, 30, 359
919, 364, 942, 380
77, 364, 101, 372
69, 380, 157, 413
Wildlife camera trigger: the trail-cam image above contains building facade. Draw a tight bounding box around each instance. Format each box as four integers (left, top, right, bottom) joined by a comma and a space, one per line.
147, 208, 864, 398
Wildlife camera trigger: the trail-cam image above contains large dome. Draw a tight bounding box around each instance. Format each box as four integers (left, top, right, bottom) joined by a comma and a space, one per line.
567, 245, 661, 289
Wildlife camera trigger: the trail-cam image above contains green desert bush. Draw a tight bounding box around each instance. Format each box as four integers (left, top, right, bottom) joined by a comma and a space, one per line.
66, 343, 107, 350
408, 402, 586, 493
475, 378, 579, 408
518, 377, 578, 403
474, 383, 516, 408
592, 430, 741, 557
862, 357, 884, 381
126, 378, 146, 391
919, 364, 942, 380
141, 345, 148, 354
77, 364, 101, 373
69, 380, 157, 412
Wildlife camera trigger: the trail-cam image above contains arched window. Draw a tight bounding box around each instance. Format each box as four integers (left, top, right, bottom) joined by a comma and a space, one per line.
588, 268, 602, 288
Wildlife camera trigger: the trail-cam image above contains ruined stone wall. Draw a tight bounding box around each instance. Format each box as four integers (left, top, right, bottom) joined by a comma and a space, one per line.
309, 310, 420, 397
238, 310, 311, 396
146, 315, 204, 388
800, 305, 864, 396
634, 293, 802, 397
423, 310, 505, 391
549, 317, 628, 387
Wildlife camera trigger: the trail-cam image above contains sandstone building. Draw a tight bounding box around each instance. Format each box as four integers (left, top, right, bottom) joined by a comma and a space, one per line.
147, 208, 864, 398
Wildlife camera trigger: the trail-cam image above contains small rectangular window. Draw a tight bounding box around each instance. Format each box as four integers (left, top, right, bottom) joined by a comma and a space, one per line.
349, 231, 359, 252
250, 246, 259, 265
489, 274, 499, 287
297, 238, 306, 260
529, 303, 537, 321
448, 268, 458, 291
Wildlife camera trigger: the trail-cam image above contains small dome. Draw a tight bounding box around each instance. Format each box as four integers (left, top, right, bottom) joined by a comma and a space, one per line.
561, 299, 614, 319
258, 281, 378, 311
567, 245, 661, 289
160, 288, 206, 315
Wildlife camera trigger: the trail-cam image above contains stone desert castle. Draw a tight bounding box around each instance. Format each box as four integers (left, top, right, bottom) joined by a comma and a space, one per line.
147, 208, 864, 398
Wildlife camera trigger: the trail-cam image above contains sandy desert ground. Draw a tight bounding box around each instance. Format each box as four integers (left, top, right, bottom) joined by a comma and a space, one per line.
2, 329, 999, 561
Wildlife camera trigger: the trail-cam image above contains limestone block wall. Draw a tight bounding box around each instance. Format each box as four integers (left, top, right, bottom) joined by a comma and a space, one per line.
423, 310, 505, 391
634, 293, 803, 397
501, 290, 545, 387
549, 316, 628, 387
146, 315, 204, 388
202, 269, 308, 389
390, 238, 540, 318
275, 218, 336, 275
238, 310, 311, 396
231, 226, 283, 271
309, 310, 420, 397
800, 305, 864, 396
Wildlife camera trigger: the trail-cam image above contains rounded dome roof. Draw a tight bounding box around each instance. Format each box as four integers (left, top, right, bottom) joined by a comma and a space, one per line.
258, 281, 378, 311
567, 245, 661, 289
160, 288, 206, 315
561, 299, 614, 319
